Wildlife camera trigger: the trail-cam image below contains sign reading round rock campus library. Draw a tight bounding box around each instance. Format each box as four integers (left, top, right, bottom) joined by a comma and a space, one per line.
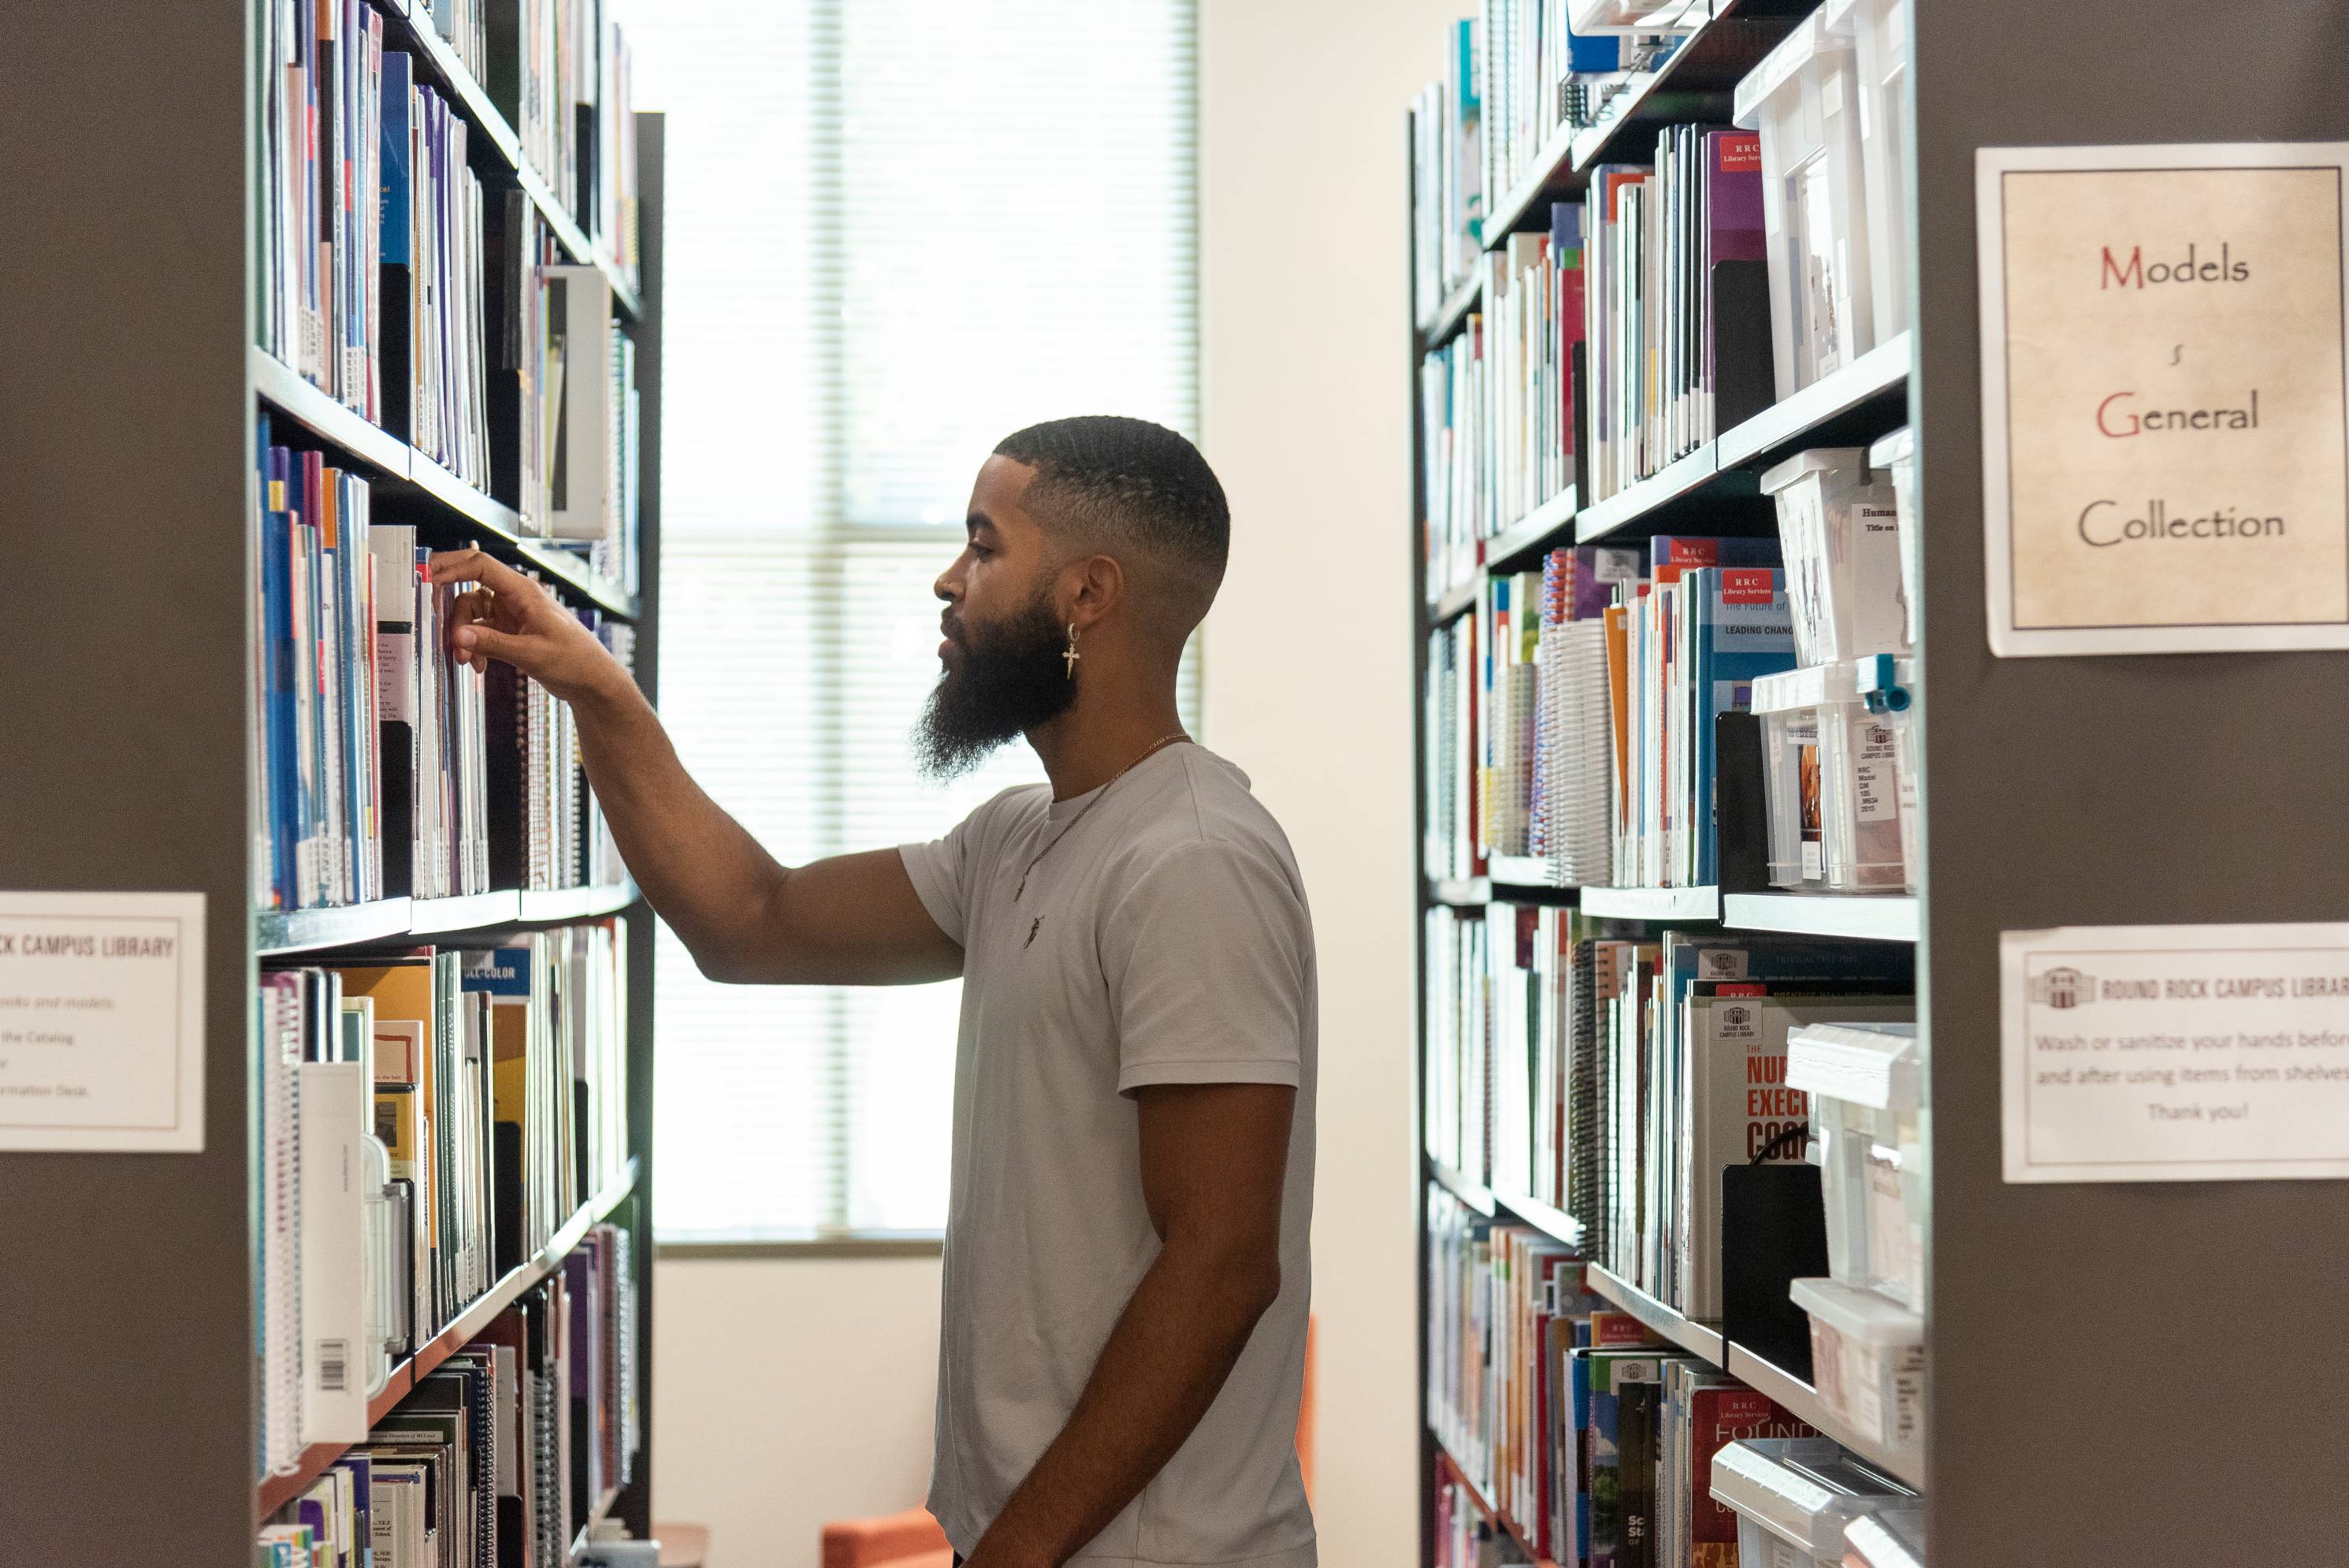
2001, 923, 2349, 1183
0, 891, 206, 1152
1977, 143, 2349, 656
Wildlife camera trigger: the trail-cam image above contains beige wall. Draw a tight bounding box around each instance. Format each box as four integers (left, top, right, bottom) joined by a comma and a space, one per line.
652, 1253, 944, 1562
652, 3, 1450, 1562
1197, 2, 1455, 1564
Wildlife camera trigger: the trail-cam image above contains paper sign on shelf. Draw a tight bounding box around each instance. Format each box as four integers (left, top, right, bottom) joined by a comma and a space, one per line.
1976, 143, 2349, 656
2001, 922, 2349, 1183
0, 891, 206, 1152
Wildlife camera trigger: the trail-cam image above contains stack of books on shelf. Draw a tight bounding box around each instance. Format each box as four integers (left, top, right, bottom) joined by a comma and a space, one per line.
493, 2, 642, 260
1583, 126, 1772, 503
253, 429, 631, 913
1579, 931, 1912, 1317
256, 1225, 639, 1566
1433, 451, 1921, 896
1422, 323, 1489, 603
1411, 21, 1485, 326
258, 0, 389, 425
1416, 15, 1926, 888
254, 917, 632, 1479
257, 4, 645, 581
1425, 907, 1492, 1185
1484, 207, 1582, 548
1428, 1187, 1818, 1568
1426, 613, 1481, 882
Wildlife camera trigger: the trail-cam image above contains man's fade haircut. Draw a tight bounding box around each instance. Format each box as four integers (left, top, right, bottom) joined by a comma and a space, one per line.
993, 415, 1230, 641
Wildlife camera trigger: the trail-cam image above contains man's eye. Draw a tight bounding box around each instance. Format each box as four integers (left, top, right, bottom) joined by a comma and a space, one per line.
968, 544, 991, 561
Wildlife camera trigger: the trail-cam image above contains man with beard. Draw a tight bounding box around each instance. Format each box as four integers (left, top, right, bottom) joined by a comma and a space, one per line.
427, 415, 1317, 1568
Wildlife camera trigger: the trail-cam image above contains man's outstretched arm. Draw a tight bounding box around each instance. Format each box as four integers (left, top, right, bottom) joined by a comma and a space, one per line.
963, 1079, 1295, 1568
428, 548, 961, 986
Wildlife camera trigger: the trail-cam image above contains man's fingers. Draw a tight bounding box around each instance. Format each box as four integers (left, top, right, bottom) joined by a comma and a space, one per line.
448, 588, 492, 634
451, 622, 530, 670
426, 547, 537, 597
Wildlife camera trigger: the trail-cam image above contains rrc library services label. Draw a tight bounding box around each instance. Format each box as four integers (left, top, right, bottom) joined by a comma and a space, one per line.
2001, 923, 2349, 1182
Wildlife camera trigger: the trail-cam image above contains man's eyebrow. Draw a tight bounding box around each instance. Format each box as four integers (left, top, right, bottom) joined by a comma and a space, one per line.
966, 511, 1000, 536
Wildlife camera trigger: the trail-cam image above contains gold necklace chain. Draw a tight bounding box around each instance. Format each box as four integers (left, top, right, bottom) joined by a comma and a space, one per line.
1014, 730, 1191, 901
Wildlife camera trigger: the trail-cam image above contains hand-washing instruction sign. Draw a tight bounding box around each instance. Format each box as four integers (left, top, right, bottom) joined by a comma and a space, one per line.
2002, 923, 2349, 1182
0, 891, 205, 1151
1977, 143, 2349, 656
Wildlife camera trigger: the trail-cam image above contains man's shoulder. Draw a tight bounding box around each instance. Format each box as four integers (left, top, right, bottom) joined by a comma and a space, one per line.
1113, 746, 1299, 876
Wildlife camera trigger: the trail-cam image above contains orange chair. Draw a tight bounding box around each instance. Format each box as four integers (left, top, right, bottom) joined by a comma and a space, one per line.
822, 1318, 1318, 1567
821, 1508, 954, 1568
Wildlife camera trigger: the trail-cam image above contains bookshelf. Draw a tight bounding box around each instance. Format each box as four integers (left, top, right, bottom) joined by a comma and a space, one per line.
1411, 1, 2349, 1562
0, 7, 665, 1562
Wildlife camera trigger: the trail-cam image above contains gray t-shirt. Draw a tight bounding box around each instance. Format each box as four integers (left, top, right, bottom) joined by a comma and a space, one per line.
898, 742, 1318, 1568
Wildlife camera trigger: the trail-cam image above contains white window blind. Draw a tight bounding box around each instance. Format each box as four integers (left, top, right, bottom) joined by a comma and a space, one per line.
630, 0, 1201, 1239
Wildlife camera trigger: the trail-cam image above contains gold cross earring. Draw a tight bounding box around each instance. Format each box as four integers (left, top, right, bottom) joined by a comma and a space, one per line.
1063, 622, 1080, 679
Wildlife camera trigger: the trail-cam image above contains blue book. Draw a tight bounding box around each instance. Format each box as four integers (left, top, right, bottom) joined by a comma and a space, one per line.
380, 50, 411, 267
262, 442, 299, 909
1686, 566, 1795, 886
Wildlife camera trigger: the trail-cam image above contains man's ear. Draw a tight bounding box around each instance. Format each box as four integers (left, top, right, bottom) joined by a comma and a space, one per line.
1062, 554, 1125, 634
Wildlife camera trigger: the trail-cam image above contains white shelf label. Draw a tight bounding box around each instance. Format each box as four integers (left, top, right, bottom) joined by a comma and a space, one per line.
2002, 922, 2349, 1182
0, 891, 205, 1152
1977, 142, 2349, 656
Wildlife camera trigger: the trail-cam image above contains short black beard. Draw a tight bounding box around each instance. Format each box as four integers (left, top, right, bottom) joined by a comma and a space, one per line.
914, 588, 1076, 780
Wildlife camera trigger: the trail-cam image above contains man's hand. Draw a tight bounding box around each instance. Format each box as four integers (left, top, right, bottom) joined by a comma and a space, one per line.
428, 548, 628, 709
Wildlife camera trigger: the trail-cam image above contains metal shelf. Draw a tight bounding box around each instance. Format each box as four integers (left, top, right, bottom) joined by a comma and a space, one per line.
407, 890, 525, 935
1492, 1187, 1585, 1250
253, 347, 637, 621
1486, 854, 1558, 889
1714, 332, 1912, 474
518, 883, 641, 923
1564, 4, 1801, 180
1416, 273, 1482, 347
1725, 1341, 1923, 1490
1579, 884, 1722, 921
1583, 1262, 1921, 1488
1723, 892, 1920, 943
405, 448, 528, 540
1428, 876, 1490, 908
250, 347, 414, 478
255, 898, 418, 957
1429, 578, 1479, 626
1484, 486, 1580, 575
1585, 1261, 1725, 1363
569, 1485, 625, 1563
259, 1160, 639, 1515
1431, 1438, 1559, 1568
1481, 112, 1584, 251
388, 6, 643, 317
258, 886, 634, 957
1429, 1160, 1496, 1217
1574, 441, 1756, 543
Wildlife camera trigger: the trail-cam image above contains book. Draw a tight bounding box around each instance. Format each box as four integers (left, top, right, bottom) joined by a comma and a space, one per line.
1679, 982, 1915, 1319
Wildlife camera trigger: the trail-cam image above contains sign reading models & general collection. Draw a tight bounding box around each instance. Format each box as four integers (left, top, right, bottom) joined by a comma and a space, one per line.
1977, 143, 2349, 656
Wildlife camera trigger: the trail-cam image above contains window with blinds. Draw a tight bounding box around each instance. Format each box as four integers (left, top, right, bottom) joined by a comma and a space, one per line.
630, 0, 1201, 1239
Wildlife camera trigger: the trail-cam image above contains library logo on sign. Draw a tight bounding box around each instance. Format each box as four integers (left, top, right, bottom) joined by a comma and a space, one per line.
2031, 966, 2095, 1009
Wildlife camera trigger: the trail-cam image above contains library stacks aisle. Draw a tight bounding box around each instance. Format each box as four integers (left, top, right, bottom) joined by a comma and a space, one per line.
2, 6, 667, 1565
1409, 2, 2349, 1566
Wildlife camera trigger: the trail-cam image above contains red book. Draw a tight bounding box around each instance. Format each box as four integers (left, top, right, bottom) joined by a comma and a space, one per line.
1691, 1386, 1815, 1568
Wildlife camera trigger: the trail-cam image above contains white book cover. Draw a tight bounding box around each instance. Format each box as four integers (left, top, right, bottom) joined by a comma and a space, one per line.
1679, 989, 1914, 1320
298, 1060, 370, 1444
546, 265, 618, 543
